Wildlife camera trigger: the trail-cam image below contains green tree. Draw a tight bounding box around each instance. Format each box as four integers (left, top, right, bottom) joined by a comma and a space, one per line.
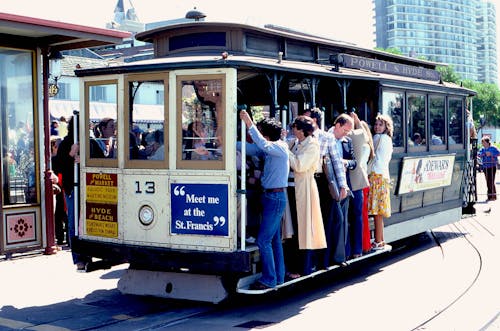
436, 65, 461, 84
374, 47, 403, 55
463, 80, 500, 127
433, 64, 500, 128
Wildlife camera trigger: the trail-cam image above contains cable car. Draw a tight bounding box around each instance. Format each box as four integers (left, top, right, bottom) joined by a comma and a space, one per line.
71, 21, 476, 303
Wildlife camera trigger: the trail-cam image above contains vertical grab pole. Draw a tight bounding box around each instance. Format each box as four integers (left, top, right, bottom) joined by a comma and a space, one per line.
73, 110, 80, 236
466, 102, 471, 161
311, 77, 317, 108
240, 118, 247, 251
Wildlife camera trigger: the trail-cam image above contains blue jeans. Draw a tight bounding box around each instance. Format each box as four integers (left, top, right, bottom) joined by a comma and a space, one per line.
257, 191, 286, 287
65, 191, 90, 265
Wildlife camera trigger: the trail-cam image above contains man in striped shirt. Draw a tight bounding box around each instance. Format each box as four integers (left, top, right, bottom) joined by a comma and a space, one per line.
309, 108, 348, 268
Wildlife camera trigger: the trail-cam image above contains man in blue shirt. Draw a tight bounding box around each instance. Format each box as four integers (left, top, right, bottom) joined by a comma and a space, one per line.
478, 136, 499, 201
240, 110, 289, 289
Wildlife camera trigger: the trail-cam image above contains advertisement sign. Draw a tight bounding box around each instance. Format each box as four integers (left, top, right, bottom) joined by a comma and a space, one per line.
398, 155, 455, 194
170, 183, 229, 236
85, 173, 118, 238
340, 53, 441, 81
86, 173, 118, 203
85, 203, 118, 238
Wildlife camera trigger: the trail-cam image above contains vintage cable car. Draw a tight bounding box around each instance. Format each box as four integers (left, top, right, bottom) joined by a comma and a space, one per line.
71, 21, 476, 303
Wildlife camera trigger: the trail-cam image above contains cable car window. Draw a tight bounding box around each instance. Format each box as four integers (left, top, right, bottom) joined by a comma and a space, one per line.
85, 80, 118, 167
124, 75, 167, 168
177, 75, 225, 170
448, 98, 463, 146
381, 90, 404, 148
407, 93, 426, 150
429, 95, 446, 148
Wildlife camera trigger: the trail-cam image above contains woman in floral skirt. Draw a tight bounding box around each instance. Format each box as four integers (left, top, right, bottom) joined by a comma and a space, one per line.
367, 114, 393, 250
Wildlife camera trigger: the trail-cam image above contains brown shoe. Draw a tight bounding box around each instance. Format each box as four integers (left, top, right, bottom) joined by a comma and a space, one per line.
250, 282, 272, 290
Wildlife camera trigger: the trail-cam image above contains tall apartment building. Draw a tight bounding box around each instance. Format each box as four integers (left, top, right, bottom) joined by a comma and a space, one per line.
374, 0, 497, 84
477, 1, 498, 83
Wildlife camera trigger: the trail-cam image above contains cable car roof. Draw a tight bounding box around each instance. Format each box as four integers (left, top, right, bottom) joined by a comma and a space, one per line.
135, 21, 444, 69
75, 53, 476, 97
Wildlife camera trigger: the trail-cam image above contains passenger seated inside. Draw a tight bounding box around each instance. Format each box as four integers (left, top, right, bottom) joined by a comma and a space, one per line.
145, 130, 164, 160
129, 125, 149, 160
431, 134, 443, 145
430, 122, 444, 145
412, 132, 424, 146
90, 118, 116, 158
185, 120, 210, 160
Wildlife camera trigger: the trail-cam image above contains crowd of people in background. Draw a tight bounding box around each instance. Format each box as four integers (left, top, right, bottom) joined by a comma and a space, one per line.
239, 107, 394, 290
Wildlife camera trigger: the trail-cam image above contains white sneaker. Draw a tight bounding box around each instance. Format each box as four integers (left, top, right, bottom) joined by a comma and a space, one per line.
371, 241, 385, 250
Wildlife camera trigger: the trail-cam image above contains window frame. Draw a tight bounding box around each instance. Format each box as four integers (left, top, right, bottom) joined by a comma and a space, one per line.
428, 94, 447, 151
176, 74, 226, 170
407, 92, 427, 153
381, 89, 405, 154
124, 72, 169, 169
447, 96, 465, 150
84, 79, 119, 168
0, 47, 39, 206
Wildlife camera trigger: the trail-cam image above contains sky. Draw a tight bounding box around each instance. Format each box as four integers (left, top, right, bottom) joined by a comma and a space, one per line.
1, 0, 500, 80
0, 0, 376, 47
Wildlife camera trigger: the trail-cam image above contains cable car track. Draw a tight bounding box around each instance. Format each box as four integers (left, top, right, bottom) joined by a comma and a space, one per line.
410, 221, 483, 331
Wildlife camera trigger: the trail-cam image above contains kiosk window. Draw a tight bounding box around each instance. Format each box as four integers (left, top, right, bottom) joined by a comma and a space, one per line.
382, 90, 404, 148
1, 48, 37, 205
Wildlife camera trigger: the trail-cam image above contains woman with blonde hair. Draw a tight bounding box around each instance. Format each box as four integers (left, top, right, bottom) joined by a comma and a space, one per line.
367, 114, 393, 249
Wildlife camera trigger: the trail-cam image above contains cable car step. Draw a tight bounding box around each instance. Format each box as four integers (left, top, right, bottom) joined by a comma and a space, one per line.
237, 244, 391, 294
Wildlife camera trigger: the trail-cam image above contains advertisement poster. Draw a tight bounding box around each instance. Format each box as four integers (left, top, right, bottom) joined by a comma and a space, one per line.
85, 173, 118, 238
170, 183, 228, 236
398, 155, 455, 194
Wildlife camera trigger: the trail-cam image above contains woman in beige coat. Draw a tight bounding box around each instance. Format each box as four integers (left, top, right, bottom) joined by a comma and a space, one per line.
288, 115, 327, 276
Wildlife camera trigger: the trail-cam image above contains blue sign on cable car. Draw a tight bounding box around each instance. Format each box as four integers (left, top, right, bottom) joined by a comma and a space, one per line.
170, 183, 229, 236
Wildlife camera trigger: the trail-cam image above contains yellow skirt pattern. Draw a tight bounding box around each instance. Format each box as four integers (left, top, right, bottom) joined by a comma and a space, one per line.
367, 172, 391, 218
